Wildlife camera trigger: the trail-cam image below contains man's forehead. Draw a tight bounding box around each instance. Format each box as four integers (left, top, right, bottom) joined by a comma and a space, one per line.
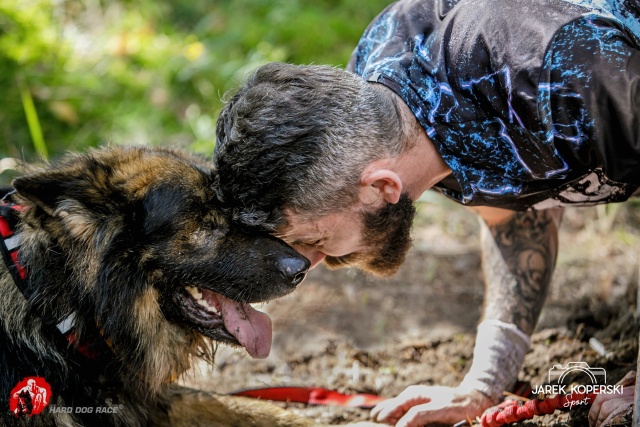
279, 209, 324, 239
282, 208, 364, 244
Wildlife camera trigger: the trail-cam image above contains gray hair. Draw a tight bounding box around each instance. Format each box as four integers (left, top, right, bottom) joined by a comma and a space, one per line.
214, 62, 407, 230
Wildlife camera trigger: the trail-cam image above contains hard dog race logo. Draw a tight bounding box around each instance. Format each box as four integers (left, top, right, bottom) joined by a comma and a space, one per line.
9, 377, 51, 417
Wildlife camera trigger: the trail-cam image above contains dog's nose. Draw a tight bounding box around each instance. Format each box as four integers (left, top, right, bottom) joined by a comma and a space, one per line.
278, 257, 309, 286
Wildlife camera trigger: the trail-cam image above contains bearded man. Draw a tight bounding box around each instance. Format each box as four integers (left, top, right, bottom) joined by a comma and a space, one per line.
214, 0, 640, 425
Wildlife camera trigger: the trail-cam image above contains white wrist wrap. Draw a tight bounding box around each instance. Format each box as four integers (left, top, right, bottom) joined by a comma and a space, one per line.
458, 319, 531, 402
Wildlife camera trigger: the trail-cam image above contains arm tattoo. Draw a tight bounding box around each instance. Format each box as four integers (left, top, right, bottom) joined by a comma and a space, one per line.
481, 210, 560, 335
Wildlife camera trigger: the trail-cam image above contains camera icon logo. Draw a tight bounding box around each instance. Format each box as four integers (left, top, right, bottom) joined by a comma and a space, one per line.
548, 361, 606, 384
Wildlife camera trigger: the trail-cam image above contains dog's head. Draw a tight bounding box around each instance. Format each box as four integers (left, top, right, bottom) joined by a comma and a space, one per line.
11, 146, 309, 388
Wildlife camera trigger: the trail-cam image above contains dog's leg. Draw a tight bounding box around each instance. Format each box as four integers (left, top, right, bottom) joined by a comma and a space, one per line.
166, 387, 385, 427
167, 387, 316, 427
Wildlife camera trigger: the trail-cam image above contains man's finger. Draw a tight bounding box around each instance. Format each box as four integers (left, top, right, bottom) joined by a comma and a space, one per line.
589, 393, 605, 426
395, 402, 461, 427
589, 371, 635, 427
596, 397, 632, 427
370, 385, 436, 422
589, 389, 634, 426
370, 396, 431, 424
599, 401, 633, 427
369, 400, 401, 425
369, 399, 388, 421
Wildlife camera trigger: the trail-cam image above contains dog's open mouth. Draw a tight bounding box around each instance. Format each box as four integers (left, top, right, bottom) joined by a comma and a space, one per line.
178, 286, 272, 359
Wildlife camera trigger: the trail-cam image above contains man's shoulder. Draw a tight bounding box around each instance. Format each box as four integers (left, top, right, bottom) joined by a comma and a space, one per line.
348, 0, 590, 130
348, 0, 589, 76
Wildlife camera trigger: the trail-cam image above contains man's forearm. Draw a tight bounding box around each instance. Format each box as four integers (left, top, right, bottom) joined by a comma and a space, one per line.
481, 209, 560, 335
458, 209, 561, 400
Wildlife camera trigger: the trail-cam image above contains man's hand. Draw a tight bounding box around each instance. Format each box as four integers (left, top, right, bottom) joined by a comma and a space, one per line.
369, 385, 493, 426
589, 370, 635, 427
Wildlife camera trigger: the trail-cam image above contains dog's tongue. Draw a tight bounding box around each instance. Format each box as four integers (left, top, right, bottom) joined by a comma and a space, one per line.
217, 295, 272, 359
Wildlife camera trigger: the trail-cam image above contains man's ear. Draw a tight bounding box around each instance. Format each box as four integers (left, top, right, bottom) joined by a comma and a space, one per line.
360, 168, 403, 204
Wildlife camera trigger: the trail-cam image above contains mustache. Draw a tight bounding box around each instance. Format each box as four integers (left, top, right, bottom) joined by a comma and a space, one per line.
324, 253, 363, 268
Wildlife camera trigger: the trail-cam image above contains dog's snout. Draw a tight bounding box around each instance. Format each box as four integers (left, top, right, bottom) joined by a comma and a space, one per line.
278, 257, 309, 286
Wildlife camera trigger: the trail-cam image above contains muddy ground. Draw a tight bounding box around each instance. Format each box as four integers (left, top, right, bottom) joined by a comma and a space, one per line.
183, 194, 640, 426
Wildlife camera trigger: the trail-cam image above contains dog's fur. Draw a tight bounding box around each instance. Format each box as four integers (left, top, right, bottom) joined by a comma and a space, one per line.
0, 146, 324, 426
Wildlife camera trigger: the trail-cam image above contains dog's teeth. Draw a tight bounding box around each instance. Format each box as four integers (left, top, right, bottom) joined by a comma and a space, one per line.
185, 286, 203, 300
186, 286, 219, 315
197, 298, 220, 315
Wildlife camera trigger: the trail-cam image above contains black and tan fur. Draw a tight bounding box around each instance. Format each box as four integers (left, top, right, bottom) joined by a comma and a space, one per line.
0, 146, 329, 426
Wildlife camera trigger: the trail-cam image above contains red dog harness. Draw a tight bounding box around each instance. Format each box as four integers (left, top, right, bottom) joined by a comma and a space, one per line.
0, 197, 26, 283
0, 193, 94, 358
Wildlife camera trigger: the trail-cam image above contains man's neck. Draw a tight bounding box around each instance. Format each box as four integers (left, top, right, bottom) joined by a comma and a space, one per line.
387, 89, 452, 200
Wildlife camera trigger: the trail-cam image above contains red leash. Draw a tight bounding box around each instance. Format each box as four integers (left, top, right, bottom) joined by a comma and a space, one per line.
232, 386, 386, 408
480, 391, 597, 427
231, 381, 532, 413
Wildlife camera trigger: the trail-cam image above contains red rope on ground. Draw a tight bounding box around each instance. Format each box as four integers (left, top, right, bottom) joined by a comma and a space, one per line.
232, 386, 386, 408
480, 392, 597, 427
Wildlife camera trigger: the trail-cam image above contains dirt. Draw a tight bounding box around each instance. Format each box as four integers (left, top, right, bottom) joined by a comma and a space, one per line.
182, 195, 640, 426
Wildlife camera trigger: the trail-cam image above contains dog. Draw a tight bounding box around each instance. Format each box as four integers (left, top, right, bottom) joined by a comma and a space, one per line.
0, 146, 332, 426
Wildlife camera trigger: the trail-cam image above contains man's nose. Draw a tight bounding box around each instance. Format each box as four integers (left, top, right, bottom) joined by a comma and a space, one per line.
294, 247, 327, 269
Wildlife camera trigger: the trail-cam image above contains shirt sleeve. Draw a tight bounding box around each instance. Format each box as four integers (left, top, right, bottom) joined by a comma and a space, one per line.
542, 16, 640, 186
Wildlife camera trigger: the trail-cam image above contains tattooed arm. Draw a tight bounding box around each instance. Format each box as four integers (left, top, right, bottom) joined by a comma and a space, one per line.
452, 207, 563, 403
478, 207, 561, 335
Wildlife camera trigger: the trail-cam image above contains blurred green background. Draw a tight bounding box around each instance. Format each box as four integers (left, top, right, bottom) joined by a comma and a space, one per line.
0, 0, 391, 184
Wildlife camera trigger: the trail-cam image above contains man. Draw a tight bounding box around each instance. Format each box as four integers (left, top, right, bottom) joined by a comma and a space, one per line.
214, 0, 639, 425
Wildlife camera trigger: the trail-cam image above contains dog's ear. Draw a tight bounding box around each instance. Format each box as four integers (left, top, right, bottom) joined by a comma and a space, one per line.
13, 171, 70, 216
12, 160, 110, 217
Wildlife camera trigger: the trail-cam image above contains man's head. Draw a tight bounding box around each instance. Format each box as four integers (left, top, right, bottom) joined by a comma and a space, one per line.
214, 62, 418, 275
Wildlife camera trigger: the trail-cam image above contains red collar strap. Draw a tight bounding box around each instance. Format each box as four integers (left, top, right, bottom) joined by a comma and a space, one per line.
232, 386, 386, 409
0, 199, 26, 284
0, 196, 94, 359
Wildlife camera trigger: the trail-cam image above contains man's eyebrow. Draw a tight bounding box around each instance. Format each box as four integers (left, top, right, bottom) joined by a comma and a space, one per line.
291, 236, 325, 246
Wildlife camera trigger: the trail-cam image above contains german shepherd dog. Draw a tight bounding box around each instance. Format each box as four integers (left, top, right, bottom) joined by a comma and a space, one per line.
0, 146, 335, 426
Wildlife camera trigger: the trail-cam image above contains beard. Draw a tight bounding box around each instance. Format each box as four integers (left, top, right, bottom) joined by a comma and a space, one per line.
324, 193, 416, 277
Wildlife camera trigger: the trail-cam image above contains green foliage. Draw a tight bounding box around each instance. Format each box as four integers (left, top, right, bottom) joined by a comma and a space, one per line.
0, 0, 391, 182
